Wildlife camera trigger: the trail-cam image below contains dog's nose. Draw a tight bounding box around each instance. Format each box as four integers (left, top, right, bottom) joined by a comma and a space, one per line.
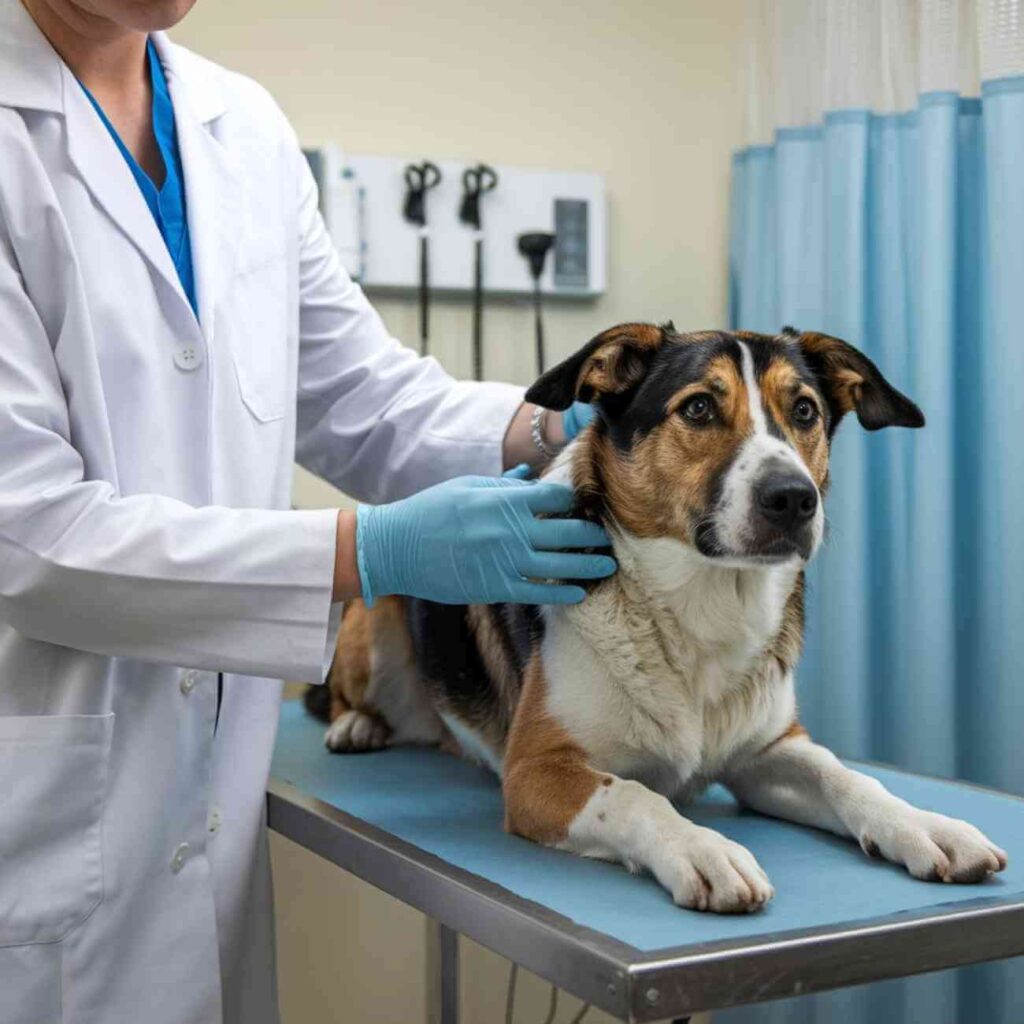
755, 474, 818, 529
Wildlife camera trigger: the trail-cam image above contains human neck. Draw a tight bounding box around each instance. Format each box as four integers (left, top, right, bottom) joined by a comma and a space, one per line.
21, 0, 148, 102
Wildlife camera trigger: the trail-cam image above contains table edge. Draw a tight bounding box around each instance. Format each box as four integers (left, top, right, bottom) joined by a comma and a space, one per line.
269, 756, 1024, 1020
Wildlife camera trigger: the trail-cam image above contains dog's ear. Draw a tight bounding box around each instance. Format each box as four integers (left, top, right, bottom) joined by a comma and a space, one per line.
794, 331, 925, 435
525, 323, 669, 411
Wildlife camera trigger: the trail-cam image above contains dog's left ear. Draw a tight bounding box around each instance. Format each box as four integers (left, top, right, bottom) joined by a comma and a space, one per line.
794, 331, 925, 435
525, 322, 669, 411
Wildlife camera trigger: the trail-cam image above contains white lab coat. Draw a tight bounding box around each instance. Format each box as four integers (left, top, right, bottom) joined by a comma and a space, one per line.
0, 4, 524, 1023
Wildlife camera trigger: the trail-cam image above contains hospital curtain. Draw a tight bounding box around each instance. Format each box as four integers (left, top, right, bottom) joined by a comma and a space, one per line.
726, 1, 1024, 1022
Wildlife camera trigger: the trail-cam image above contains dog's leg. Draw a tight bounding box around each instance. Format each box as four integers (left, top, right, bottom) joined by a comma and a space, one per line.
724, 727, 1007, 883
503, 656, 774, 913
323, 602, 392, 753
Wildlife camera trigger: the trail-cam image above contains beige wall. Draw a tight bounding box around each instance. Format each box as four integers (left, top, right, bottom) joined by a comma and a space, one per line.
174, 2, 742, 1021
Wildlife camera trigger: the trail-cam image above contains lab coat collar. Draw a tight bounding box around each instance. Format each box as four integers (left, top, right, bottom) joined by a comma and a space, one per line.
61, 64, 199, 325
154, 33, 243, 341
0, 2, 242, 341
151, 33, 228, 125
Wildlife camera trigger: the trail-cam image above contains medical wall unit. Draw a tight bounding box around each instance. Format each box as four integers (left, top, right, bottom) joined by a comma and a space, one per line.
303, 146, 607, 299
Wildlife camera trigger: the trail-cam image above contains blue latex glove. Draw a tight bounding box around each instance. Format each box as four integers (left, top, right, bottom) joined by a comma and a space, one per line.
562, 401, 596, 441
356, 476, 615, 606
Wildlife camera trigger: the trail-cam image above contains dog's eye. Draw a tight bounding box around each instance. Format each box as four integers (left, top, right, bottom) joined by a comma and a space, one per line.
793, 397, 818, 427
681, 394, 715, 425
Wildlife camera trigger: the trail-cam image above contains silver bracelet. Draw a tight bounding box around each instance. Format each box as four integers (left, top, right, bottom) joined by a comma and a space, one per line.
530, 405, 560, 459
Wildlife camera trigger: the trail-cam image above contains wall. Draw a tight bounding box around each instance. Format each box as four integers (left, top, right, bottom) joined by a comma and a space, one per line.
173, 1, 743, 1020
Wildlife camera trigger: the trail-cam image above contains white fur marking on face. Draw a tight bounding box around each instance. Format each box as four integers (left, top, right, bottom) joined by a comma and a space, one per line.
713, 343, 819, 558
738, 341, 769, 436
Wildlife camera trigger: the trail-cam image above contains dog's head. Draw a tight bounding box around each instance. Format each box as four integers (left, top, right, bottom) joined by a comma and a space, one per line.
527, 324, 924, 567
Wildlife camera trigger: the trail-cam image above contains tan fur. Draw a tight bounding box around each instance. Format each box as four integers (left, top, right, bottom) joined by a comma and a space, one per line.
765, 574, 805, 673
316, 326, 1002, 910
321, 597, 443, 752
574, 322, 663, 400
578, 354, 756, 542
759, 360, 829, 486
327, 601, 373, 719
502, 654, 607, 845
798, 332, 866, 416
465, 606, 519, 728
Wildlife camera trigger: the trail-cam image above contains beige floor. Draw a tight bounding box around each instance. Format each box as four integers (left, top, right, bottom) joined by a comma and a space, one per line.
271, 830, 711, 1024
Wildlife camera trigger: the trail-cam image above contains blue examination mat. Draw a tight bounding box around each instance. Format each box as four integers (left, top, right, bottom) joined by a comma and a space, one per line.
271, 699, 1024, 955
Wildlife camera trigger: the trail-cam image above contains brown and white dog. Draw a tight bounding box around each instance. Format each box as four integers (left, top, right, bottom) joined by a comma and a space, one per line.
305, 324, 1007, 913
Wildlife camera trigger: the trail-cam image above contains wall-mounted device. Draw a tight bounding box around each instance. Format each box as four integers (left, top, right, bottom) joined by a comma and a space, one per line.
302, 144, 364, 280
459, 164, 499, 379
401, 161, 442, 355
517, 232, 556, 374
305, 149, 606, 299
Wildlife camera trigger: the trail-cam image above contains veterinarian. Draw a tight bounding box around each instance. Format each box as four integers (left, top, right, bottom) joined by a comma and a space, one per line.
0, 1, 614, 1021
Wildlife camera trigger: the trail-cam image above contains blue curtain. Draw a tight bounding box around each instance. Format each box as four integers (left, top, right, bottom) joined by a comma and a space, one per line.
725, 77, 1024, 1024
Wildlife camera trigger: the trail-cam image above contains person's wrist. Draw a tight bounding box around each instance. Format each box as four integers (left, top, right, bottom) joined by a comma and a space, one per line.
530, 406, 562, 458
332, 510, 362, 603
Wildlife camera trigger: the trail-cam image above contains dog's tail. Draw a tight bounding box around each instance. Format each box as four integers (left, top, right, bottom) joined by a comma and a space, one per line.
302, 682, 331, 723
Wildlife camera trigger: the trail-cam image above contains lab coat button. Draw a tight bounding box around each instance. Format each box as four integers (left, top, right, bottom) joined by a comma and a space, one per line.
180, 670, 199, 695
207, 806, 222, 834
173, 344, 203, 371
170, 843, 190, 874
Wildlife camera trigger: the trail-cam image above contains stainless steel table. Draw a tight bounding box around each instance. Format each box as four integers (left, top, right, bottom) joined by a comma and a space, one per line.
268, 701, 1024, 1023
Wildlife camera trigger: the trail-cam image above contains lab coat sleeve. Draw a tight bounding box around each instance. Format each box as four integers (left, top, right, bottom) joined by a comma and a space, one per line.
0, 245, 338, 684
292, 151, 525, 504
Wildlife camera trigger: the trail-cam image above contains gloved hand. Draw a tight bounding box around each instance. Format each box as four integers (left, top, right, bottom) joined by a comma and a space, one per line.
356, 476, 615, 607
562, 401, 596, 441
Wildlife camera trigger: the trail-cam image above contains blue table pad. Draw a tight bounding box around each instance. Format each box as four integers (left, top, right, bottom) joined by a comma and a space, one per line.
272, 699, 1024, 953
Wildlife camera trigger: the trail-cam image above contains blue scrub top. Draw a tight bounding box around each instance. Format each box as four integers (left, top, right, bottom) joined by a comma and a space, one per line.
78, 39, 198, 317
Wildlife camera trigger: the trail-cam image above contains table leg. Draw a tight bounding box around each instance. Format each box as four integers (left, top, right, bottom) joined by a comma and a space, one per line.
426, 919, 459, 1024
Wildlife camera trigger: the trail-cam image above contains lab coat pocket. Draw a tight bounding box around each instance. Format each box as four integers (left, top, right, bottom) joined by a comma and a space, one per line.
0, 713, 113, 947
231, 254, 290, 423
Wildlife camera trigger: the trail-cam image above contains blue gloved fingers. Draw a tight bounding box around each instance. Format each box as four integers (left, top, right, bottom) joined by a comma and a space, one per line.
528, 517, 612, 551
509, 581, 588, 605
503, 463, 533, 480
462, 474, 531, 490
561, 402, 596, 442
521, 481, 578, 515
523, 551, 617, 581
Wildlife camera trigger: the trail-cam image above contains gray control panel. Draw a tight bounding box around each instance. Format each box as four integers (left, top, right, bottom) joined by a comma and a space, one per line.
553, 198, 589, 289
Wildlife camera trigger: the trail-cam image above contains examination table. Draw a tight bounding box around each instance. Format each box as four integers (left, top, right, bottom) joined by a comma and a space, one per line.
269, 700, 1024, 1022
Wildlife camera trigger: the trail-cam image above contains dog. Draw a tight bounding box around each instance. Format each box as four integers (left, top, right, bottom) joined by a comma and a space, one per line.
305, 324, 1007, 913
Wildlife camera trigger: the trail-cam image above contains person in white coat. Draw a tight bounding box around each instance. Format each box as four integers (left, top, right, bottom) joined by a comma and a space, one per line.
0, 1, 614, 1022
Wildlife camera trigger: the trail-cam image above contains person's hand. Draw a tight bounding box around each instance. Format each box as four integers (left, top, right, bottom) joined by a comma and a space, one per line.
562, 402, 595, 441
355, 476, 615, 606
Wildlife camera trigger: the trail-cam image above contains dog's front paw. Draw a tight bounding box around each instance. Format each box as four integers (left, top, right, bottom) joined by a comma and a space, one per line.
860, 809, 1007, 883
324, 709, 390, 753
656, 827, 774, 913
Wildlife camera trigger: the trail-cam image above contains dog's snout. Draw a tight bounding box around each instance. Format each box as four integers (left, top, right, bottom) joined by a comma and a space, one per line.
755, 474, 818, 530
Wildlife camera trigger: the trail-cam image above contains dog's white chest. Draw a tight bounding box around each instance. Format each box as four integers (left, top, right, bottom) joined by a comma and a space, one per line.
541, 536, 797, 795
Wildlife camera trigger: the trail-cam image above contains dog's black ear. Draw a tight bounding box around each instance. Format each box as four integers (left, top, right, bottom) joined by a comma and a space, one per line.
525, 323, 669, 411
794, 331, 925, 435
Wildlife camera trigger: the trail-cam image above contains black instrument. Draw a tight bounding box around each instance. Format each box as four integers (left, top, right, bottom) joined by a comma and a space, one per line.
402, 161, 442, 355
517, 232, 556, 374
459, 164, 499, 380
